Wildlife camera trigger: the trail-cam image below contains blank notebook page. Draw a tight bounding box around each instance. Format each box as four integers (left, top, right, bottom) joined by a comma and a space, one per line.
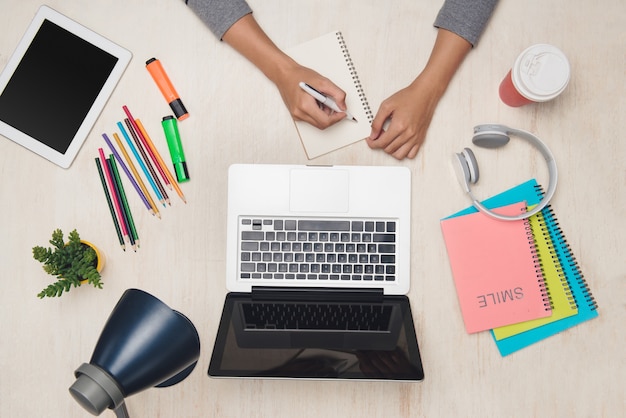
286, 31, 372, 159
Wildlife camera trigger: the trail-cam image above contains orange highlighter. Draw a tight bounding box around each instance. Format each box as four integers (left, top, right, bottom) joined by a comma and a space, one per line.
146, 58, 189, 121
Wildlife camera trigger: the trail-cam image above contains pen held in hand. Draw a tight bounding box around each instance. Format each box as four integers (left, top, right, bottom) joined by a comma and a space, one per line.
299, 82, 357, 122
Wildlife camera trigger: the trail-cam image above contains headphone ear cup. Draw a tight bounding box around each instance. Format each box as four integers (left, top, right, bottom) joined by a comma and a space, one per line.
453, 151, 471, 192
462, 148, 479, 183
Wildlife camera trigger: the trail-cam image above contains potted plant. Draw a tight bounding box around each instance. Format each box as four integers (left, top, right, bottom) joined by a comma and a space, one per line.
32, 229, 104, 298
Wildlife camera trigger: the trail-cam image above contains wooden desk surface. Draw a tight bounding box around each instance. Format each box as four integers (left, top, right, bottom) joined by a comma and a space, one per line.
1, 1, 624, 417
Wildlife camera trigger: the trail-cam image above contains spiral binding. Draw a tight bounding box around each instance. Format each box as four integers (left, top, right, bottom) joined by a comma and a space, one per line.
533, 184, 598, 311
335, 31, 373, 123
532, 208, 578, 311
523, 210, 552, 311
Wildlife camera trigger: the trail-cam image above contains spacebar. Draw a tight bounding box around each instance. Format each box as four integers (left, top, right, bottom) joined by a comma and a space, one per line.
298, 220, 351, 231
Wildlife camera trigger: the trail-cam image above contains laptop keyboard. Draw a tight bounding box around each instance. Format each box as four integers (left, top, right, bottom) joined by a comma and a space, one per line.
238, 217, 397, 282
240, 302, 393, 331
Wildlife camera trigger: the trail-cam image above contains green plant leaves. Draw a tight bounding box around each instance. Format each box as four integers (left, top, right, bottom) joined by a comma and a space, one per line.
33, 229, 103, 298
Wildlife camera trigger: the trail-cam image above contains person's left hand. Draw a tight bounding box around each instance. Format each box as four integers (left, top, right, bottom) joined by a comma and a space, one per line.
367, 75, 443, 160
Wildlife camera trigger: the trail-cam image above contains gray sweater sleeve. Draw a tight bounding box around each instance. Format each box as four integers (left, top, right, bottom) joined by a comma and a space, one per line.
184, 0, 252, 40
434, 0, 498, 46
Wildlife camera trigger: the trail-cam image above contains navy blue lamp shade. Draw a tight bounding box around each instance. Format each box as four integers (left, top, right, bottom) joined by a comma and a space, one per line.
69, 289, 200, 417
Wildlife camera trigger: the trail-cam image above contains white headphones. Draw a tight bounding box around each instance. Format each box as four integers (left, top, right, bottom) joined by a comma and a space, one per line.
454, 124, 558, 221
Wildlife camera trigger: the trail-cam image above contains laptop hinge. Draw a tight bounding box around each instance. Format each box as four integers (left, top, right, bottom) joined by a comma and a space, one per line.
251, 286, 384, 302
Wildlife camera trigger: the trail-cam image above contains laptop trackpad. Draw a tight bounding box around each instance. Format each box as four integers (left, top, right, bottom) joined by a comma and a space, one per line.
290, 168, 349, 213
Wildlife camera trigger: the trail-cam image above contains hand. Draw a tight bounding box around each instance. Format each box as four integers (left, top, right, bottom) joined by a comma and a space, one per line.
274, 62, 348, 129
367, 75, 443, 160
367, 28, 473, 160
222, 14, 347, 130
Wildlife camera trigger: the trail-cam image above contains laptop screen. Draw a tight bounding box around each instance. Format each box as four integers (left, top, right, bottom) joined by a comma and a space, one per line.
208, 293, 424, 381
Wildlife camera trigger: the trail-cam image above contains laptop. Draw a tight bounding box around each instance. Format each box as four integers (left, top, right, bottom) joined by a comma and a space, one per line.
208, 164, 424, 381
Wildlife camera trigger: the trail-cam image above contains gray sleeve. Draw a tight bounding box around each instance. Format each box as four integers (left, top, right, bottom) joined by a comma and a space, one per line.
183, 0, 252, 40
434, 0, 498, 46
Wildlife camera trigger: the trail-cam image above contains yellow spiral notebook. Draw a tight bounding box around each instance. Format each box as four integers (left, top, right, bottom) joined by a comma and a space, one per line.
492, 207, 578, 339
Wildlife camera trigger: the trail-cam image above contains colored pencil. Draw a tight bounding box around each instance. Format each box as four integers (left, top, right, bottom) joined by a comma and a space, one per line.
124, 118, 169, 206
106, 157, 134, 250
136, 118, 187, 203
112, 132, 161, 219
109, 154, 139, 251
95, 157, 125, 251
102, 133, 154, 216
123, 105, 172, 190
98, 148, 129, 244
117, 121, 165, 207
124, 118, 171, 205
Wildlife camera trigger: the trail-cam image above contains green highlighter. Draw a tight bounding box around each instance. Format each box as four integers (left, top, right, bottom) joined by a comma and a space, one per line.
161, 115, 189, 183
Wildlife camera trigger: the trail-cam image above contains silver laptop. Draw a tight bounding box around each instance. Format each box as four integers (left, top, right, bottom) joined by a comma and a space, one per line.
209, 164, 423, 381
225, 163, 412, 295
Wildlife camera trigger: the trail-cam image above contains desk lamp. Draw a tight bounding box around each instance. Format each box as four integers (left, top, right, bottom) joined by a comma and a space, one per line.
69, 289, 200, 417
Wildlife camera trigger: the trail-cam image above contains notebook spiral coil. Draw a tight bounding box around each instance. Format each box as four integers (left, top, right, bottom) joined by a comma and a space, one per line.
533, 209, 577, 311
336, 31, 373, 123
534, 184, 598, 311
523, 211, 552, 311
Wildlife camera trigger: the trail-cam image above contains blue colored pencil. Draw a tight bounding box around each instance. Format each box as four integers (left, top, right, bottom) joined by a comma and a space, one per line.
117, 121, 165, 206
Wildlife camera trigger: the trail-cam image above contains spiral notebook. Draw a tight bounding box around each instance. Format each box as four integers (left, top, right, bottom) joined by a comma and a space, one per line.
492, 206, 578, 340
440, 202, 552, 334
445, 179, 599, 355
286, 31, 372, 159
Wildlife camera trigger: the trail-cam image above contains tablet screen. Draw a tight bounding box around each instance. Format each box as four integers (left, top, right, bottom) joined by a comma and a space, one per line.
0, 19, 118, 154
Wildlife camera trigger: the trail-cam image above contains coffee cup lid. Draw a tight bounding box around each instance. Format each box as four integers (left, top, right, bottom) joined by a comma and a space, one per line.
512, 44, 570, 102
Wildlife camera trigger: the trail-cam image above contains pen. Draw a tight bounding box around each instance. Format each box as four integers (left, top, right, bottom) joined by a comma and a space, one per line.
298, 81, 357, 122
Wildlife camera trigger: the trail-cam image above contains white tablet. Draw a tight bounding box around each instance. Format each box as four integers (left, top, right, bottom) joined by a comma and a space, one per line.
0, 5, 132, 168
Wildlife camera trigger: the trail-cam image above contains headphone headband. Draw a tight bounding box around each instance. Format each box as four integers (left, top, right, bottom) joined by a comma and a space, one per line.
455, 124, 558, 221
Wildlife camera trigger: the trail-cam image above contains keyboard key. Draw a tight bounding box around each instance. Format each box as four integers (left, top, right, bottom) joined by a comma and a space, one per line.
378, 244, 396, 253
373, 233, 396, 243
242, 231, 264, 240
352, 221, 364, 231
298, 220, 350, 231
241, 263, 255, 272
241, 242, 258, 251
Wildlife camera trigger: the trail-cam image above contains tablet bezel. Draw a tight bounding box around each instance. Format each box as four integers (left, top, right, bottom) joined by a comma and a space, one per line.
0, 5, 132, 168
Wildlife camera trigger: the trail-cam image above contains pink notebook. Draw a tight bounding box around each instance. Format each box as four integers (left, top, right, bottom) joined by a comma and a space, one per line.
440, 202, 551, 333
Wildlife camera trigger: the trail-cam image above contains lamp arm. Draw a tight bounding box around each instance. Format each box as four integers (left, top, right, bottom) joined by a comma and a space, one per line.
113, 402, 130, 418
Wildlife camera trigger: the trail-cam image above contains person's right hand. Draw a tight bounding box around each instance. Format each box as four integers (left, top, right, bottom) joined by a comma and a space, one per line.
274, 61, 348, 129
223, 14, 348, 130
